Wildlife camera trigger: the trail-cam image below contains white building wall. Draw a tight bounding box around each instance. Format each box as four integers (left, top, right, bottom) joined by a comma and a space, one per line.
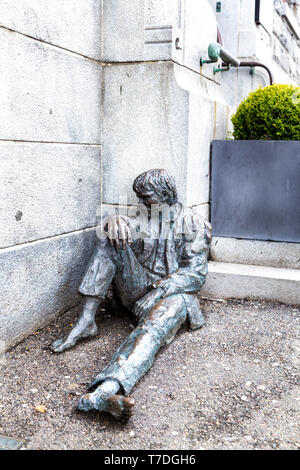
207, 0, 300, 107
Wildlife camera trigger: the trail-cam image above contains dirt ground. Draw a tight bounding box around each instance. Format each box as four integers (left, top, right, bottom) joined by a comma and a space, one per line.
0, 296, 299, 450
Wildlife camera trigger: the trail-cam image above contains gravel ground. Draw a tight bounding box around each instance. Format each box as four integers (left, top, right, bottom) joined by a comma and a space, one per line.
0, 296, 299, 450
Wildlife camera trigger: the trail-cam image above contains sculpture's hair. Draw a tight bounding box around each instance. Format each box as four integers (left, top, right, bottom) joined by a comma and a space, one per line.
133, 169, 178, 205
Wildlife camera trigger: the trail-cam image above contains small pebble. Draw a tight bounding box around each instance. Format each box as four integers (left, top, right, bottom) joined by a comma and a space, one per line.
272, 400, 280, 406
257, 385, 266, 391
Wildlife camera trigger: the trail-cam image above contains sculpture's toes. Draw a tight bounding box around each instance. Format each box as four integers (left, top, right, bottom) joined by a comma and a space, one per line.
50, 337, 75, 353
78, 393, 96, 412
49, 338, 64, 353
78, 390, 134, 423
108, 395, 135, 424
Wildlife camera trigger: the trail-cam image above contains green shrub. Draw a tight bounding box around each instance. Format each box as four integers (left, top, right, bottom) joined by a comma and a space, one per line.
231, 84, 300, 140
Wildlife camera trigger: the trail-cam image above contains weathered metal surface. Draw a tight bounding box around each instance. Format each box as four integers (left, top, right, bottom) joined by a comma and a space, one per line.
50, 170, 211, 422
211, 140, 300, 243
0, 434, 25, 450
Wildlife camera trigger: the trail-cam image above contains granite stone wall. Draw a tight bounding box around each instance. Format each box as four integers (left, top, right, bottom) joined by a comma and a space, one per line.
0, 0, 102, 349
273, 0, 300, 83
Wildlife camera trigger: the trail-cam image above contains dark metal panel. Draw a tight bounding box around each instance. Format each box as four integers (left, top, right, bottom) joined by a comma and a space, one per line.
210, 140, 300, 243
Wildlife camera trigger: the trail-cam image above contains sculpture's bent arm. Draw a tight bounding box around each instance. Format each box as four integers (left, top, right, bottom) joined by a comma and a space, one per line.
153, 220, 211, 297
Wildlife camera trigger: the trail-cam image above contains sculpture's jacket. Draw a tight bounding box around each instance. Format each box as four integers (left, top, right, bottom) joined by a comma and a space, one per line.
79, 202, 211, 331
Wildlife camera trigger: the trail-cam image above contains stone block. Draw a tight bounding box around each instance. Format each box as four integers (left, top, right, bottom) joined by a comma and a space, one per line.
185, 93, 214, 206
100, 0, 180, 62
201, 261, 300, 306
144, 0, 180, 61
102, 62, 189, 205
101, 0, 145, 62
101, 61, 229, 207
0, 230, 96, 350
239, 0, 257, 32
0, 142, 101, 248
211, 237, 300, 270
174, 0, 219, 83
145, 0, 179, 26
207, 0, 240, 56
280, 2, 300, 39
238, 30, 257, 58
0, 28, 102, 143
183, 84, 232, 205
255, 26, 273, 62
144, 25, 173, 61
101, 0, 219, 81
0, 0, 102, 60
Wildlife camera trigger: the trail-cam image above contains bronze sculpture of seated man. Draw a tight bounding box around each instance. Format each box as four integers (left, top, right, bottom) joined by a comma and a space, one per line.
50, 169, 211, 422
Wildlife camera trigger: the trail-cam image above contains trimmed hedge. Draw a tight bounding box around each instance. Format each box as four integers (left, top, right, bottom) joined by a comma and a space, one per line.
231, 84, 300, 140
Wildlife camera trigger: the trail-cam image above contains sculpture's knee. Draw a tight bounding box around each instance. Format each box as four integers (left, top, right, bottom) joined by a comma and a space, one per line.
140, 319, 164, 340
139, 301, 186, 345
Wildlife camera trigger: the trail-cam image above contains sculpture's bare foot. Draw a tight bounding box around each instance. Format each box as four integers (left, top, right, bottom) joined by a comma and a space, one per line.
78, 390, 135, 423
50, 320, 98, 353
107, 395, 135, 423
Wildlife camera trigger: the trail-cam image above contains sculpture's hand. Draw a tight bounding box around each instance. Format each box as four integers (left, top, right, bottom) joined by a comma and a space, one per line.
184, 212, 212, 243
204, 219, 212, 244
133, 288, 164, 321
107, 215, 133, 250
152, 278, 173, 297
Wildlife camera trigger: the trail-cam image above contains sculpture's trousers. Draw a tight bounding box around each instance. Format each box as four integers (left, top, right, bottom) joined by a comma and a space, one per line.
79, 240, 187, 395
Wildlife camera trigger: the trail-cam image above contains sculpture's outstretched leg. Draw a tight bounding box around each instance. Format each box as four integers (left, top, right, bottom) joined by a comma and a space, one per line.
78, 295, 187, 422
50, 297, 100, 353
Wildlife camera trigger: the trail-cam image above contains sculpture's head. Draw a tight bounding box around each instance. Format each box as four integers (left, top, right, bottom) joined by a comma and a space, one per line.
133, 169, 178, 208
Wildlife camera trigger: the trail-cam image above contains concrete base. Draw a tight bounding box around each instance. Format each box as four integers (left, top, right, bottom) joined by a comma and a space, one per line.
201, 261, 300, 306
211, 237, 300, 270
